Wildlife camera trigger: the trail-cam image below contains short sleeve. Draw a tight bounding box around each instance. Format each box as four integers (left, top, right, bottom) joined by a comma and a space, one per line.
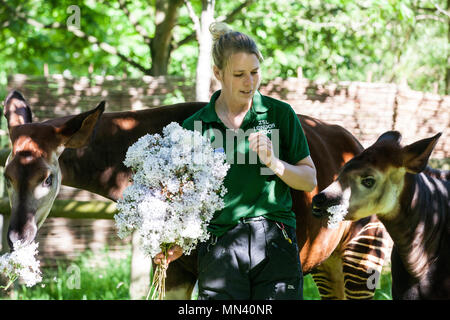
182, 118, 193, 131
280, 106, 310, 165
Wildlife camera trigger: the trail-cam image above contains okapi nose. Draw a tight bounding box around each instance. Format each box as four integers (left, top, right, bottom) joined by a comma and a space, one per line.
312, 193, 329, 218
8, 230, 20, 250
7, 223, 37, 251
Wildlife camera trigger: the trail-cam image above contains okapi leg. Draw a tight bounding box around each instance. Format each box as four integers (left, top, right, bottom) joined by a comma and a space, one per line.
164, 254, 198, 300
311, 253, 345, 299
341, 216, 393, 299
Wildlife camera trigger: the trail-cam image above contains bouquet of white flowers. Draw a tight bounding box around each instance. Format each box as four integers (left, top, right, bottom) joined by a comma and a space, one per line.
114, 122, 229, 299
0, 241, 42, 290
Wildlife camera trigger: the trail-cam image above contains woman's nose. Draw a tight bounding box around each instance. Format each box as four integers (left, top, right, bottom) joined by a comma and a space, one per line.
243, 74, 252, 86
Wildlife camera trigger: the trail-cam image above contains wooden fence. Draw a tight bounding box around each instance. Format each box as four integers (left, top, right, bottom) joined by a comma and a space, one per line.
6, 74, 449, 157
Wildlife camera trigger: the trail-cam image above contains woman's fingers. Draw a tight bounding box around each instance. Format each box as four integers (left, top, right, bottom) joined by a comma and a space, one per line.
153, 245, 183, 265
249, 132, 272, 151
249, 132, 273, 166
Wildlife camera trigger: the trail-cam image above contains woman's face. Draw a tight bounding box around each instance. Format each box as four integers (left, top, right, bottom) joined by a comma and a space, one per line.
214, 52, 261, 107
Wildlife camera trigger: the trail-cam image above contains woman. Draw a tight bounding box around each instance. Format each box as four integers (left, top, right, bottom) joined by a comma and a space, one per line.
154, 22, 317, 300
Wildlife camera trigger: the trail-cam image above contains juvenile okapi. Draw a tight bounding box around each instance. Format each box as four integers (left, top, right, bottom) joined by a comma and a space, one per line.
312, 131, 450, 299
2, 90, 391, 299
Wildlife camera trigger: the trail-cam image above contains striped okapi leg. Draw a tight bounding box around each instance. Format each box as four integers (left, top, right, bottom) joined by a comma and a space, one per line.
341, 216, 393, 299
311, 253, 345, 299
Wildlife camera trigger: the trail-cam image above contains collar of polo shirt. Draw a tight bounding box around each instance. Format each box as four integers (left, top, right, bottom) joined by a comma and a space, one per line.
199, 90, 270, 125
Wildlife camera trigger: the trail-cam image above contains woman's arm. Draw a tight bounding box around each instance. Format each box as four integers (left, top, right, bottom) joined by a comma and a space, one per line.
268, 155, 317, 191
249, 132, 317, 192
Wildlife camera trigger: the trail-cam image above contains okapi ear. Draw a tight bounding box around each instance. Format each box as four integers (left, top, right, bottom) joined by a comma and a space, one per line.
55, 101, 105, 148
375, 131, 402, 145
402, 133, 442, 174
3, 90, 33, 129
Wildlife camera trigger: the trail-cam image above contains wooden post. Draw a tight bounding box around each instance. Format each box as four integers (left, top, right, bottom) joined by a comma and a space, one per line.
129, 230, 152, 299
0, 214, 10, 254
297, 66, 303, 79
446, 0, 450, 94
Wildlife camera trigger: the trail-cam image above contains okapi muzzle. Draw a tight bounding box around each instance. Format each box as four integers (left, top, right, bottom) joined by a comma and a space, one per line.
2, 90, 105, 250
311, 181, 349, 218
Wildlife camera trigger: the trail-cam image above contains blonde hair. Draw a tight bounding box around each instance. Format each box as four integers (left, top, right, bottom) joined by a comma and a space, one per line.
209, 22, 263, 70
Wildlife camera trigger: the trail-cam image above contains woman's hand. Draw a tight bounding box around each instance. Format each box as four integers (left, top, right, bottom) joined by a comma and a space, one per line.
249, 132, 277, 169
249, 131, 317, 192
153, 245, 184, 265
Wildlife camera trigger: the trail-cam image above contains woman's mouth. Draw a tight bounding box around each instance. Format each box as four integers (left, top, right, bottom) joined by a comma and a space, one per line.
240, 90, 252, 95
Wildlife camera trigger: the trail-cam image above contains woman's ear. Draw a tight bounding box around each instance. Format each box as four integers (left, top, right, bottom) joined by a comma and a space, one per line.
213, 65, 223, 82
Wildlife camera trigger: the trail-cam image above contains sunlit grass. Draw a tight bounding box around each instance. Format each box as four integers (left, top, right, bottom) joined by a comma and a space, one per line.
4, 247, 131, 300
2, 246, 392, 300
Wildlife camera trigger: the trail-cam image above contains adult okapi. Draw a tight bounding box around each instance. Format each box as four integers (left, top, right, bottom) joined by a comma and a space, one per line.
312, 131, 450, 299
2, 90, 391, 299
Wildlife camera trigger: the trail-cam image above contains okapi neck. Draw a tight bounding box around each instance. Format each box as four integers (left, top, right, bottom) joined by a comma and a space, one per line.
58, 148, 129, 201
380, 172, 448, 279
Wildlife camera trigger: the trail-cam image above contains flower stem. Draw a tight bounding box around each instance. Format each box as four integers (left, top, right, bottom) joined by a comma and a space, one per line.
0, 275, 18, 291
147, 244, 171, 300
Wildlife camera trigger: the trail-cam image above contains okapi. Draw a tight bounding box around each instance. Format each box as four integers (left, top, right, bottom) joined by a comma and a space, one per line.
2, 90, 391, 299
312, 131, 450, 299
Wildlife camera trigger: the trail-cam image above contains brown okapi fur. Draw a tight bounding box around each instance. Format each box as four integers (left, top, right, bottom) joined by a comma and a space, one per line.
2, 90, 391, 299
312, 131, 450, 299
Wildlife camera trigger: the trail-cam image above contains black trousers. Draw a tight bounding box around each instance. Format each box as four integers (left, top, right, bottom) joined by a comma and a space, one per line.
197, 216, 303, 300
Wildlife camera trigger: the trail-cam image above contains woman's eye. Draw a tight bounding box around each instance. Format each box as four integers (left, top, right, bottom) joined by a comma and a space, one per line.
43, 174, 53, 187
234, 74, 243, 77
361, 177, 375, 188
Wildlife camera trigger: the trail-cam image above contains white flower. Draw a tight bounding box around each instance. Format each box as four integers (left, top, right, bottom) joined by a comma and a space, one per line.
0, 241, 42, 288
326, 204, 348, 229
114, 122, 229, 258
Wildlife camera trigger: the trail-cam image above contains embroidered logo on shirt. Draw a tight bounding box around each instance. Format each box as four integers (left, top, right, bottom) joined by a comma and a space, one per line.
254, 120, 276, 134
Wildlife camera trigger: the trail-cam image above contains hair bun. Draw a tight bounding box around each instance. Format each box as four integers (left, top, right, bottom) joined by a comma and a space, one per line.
209, 22, 232, 42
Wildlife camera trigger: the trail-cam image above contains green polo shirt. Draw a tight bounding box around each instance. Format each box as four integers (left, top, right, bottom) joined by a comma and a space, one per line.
182, 90, 310, 237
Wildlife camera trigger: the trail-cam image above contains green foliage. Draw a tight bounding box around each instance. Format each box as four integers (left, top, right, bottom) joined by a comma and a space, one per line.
303, 274, 321, 300
239, 0, 448, 93
429, 158, 450, 170
373, 268, 393, 300
0, 0, 447, 95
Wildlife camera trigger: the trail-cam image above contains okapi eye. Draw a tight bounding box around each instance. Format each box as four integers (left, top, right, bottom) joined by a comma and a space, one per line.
43, 174, 53, 187
361, 177, 375, 188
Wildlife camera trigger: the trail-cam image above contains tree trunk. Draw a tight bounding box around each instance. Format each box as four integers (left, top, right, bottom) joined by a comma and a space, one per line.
195, 0, 215, 101
149, 0, 184, 76
446, 0, 450, 94
129, 231, 152, 299
0, 214, 10, 254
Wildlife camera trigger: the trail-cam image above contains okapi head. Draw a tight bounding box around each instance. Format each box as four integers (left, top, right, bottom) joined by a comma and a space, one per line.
2, 90, 105, 249
312, 130, 442, 222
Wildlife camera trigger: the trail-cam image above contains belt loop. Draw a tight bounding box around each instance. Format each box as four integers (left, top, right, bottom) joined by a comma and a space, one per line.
241, 216, 265, 224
